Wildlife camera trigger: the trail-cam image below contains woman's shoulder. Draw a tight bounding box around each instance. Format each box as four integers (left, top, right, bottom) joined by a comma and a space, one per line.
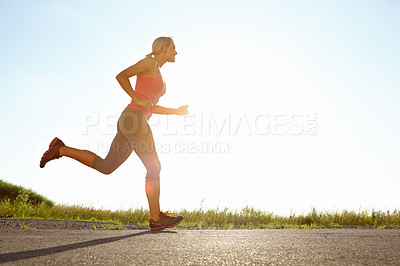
138, 57, 157, 69
136, 57, 158, 77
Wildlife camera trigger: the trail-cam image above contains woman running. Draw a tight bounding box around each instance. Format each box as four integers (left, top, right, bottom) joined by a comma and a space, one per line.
40, 36, 188, 231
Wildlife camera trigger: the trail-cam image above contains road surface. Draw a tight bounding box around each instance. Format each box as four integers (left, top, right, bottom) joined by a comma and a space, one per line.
1, 229, 399, 265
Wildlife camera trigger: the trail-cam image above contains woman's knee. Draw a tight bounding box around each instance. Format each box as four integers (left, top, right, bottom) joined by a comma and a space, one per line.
92, 156, 117, 175
100, 168, 115, 175
97, 165, 117, 175
145, 160, 161, 181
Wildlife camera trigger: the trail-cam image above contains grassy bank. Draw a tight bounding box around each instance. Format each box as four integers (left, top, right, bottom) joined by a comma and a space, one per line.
1, 179, 399, 229
0, 179, 54, 207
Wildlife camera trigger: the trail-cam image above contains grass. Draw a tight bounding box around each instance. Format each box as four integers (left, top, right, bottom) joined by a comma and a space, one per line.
0, 179, 54, 207
1, 179, 400, 229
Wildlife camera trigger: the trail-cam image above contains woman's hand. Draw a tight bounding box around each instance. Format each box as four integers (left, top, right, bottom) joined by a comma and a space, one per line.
136, 98, 154, 109
176, 105, 189, 115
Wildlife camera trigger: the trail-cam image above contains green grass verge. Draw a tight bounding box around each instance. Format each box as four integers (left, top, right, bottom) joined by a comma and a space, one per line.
0, 179, 54, 207
1, 179, 399, 229
1, 198, 400, 229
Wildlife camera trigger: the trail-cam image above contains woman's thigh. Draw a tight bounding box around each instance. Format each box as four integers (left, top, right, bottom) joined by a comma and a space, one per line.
119, 108, 161, 180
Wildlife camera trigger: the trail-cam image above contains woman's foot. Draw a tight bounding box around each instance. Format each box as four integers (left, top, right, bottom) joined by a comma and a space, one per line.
149, 212, 183, 231
40, 137, 65, 168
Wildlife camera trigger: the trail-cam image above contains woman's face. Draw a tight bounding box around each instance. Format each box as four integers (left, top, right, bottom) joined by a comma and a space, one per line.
165, 43, 177, 62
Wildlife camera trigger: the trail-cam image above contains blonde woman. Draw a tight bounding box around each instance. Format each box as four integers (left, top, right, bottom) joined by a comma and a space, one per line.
40, 37, 187, 231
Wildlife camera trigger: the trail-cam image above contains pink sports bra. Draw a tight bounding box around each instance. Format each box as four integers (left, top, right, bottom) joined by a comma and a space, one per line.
127, 68, 166, 120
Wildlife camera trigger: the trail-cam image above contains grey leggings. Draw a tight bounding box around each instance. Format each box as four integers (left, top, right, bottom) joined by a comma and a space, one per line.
92, 108, 161, 181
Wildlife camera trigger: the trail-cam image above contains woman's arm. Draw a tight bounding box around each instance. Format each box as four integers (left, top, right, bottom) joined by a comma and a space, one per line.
116, 58, 154, 109
153, 105, 189, 115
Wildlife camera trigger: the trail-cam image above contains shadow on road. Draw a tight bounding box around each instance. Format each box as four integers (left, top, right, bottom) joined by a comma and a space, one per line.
0, 230, 175, 263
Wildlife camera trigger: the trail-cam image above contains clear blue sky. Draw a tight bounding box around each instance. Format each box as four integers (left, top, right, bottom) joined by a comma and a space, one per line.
1, 0, 399, 215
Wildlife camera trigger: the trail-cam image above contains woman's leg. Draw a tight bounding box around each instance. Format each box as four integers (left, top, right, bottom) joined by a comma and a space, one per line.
59, 146, 97, 168
137, 148, 161, 221
119, 109, 161, 221
59, 132, 133, 175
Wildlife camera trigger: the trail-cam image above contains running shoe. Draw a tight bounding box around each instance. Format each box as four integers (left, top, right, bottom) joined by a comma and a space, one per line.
40, 137, 65, 168
149, 212, 183, 231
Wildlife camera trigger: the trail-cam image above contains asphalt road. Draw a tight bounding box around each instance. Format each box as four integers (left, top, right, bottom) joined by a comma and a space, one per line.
1, 229, 399, 265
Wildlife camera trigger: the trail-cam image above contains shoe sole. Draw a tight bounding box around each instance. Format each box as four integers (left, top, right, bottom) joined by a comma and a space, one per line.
150, 218, 183, 231
40, 138, 61, 168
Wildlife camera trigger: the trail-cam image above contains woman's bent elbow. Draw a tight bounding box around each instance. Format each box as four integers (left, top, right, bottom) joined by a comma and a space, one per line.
116, 73, 123, 81
117, 70, 129, 80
